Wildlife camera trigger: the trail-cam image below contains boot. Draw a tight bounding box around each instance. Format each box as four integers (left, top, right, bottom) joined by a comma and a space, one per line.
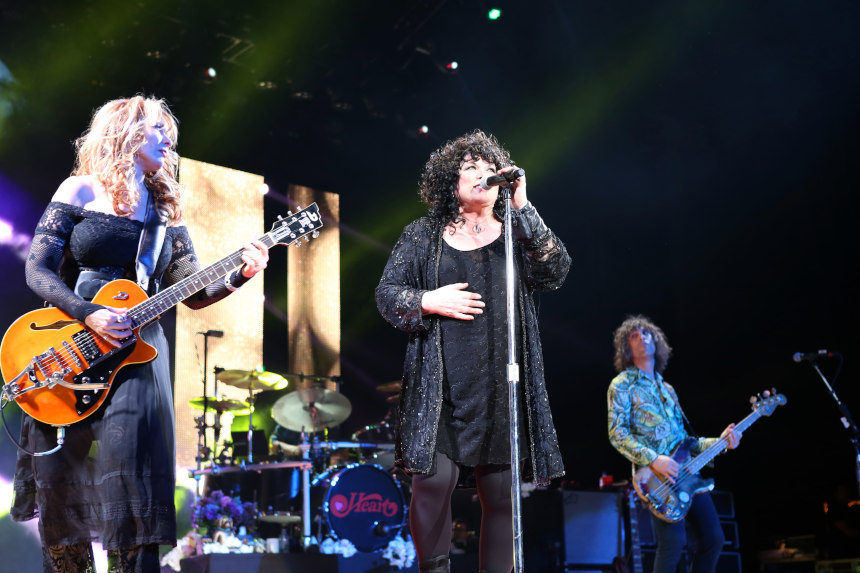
418, 554, 450, 573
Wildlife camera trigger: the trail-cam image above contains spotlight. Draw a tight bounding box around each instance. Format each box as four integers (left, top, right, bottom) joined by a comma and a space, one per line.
418, 125, 429, 135
259, 183, 269, 195
488, 8, 502, 20
445, 61, 459, 73
205, 67, 217, 79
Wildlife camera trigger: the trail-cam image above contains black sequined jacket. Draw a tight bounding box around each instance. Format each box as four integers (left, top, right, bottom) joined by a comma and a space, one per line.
375, 203, 570, 486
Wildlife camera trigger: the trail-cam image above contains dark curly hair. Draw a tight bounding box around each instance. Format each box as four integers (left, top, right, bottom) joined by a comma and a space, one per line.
419, 129, 512, 224
612, 315, 673, 374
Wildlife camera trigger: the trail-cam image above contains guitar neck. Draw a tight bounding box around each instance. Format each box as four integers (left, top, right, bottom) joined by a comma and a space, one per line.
126, 231, 279, 328
685, 408, 762, 474
630, 507, 644, 573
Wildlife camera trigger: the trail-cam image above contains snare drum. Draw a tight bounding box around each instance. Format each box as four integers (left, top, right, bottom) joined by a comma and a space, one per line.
312, 463, 407, 552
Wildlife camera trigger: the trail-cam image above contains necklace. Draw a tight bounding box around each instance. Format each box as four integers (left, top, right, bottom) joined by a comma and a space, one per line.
473, 222, 483, 234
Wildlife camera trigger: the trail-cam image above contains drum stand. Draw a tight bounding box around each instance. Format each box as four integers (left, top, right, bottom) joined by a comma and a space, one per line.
192, 332, 221, 497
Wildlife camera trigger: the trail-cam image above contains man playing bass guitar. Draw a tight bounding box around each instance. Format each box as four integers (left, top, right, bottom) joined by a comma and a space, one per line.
607, 315, 741, 573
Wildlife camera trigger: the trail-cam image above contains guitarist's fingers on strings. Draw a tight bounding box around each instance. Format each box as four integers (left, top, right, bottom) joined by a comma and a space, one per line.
84, 306, 133, 348
649, 454, 680, 484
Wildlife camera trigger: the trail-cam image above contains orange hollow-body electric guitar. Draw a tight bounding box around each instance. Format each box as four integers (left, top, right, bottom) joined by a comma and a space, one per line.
0, 204, 322, 426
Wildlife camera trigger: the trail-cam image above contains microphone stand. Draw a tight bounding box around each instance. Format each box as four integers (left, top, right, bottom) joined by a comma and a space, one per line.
809, 360, 860, 498
194, 332, 219, 498
501, 183, 525, 573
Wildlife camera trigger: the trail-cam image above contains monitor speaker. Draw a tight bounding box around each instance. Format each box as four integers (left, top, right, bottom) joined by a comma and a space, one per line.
562, 490, 622, 566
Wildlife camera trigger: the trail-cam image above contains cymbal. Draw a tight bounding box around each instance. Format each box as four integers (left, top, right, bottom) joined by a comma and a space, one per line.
375, 380, 402, 393
188, 397, 249, 412
271, 387, 352, 432
216, 369, 288, 390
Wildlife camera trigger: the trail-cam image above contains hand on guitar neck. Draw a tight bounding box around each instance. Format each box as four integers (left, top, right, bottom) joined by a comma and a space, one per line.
649, 423, 741, 484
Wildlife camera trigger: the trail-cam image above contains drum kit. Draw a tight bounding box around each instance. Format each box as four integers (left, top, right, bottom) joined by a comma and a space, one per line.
188, 370, 406, 552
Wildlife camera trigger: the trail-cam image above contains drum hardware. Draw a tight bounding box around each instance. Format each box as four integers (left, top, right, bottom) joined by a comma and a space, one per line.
281, 372, 342, 387
257, 512, 302, 525
218, 367, 288, 463
271, 386, 352, 433
375, 380, 402, 393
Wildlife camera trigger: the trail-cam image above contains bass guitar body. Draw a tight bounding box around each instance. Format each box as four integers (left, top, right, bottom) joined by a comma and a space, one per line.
632, 438, 715, 523
1, 280, 154, 426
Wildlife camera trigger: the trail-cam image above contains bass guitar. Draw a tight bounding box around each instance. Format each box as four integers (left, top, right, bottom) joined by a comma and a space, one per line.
0, 204, 323, 427
633, 389, 786, 522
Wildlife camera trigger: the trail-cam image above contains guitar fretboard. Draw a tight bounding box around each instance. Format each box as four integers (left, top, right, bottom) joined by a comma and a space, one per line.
123, 204, 321, 328
685, 408, 762, 474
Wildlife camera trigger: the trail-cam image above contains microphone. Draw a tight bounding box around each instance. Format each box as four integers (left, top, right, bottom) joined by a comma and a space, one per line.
480, 168, 525, 190
792, 349, 833, 363
198, 330, 224, 338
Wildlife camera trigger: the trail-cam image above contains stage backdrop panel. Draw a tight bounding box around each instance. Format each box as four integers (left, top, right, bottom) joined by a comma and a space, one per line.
286, 185, 340, 388
174, 158, 265, 469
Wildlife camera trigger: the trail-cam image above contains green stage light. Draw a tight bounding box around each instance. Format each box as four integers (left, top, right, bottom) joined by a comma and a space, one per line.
488, 8, 502, 20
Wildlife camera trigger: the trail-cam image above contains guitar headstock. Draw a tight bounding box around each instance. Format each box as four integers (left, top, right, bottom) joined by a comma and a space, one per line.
750, 388, 787, 417
270, 203, 324, 246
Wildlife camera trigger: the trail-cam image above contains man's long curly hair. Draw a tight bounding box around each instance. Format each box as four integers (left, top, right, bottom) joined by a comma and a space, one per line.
419, 129, 512, 224
612, 315, 673, 374
73, 95, 183, 224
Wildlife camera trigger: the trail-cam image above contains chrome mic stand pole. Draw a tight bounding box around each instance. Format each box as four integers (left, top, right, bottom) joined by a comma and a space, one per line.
501, 183, 525, 573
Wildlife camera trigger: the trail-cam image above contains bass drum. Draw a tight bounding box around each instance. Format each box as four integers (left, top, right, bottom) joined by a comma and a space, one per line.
312, 463, 406, 552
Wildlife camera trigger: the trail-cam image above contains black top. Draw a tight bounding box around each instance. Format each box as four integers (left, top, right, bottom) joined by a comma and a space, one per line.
436, 235, 525, 466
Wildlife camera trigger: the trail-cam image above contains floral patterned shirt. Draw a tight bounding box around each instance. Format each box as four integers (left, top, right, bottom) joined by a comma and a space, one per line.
607, 367, 717, 467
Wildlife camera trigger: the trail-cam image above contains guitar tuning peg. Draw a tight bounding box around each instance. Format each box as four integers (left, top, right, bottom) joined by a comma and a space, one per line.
303, 235, 310, 242
287, 211, 293, 216
749, 396, 758, 404
277, 215, 284, 221
312, 230, 319, 238
297, 205, 304, 210
294, 241, 302, 247
771, 387, 777, 394
762, 389, 771, 398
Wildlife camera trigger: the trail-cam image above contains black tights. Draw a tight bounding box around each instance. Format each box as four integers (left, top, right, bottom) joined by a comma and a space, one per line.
410, 452, 514, 573
41, 543, 160, 573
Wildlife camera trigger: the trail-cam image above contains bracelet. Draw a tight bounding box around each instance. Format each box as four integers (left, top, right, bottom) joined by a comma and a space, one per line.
224, 270, 241, 292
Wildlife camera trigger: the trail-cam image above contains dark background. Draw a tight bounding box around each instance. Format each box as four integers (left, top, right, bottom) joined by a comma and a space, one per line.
1, 0, 859, 569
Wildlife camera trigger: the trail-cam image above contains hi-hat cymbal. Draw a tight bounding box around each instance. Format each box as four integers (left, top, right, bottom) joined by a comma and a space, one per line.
216, 369, 288, 390
188, 397, 249, 412
375, 380, 402, 393
271, 387, 352, 432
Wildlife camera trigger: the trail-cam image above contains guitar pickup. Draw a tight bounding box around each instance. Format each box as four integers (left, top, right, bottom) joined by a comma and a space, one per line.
72, 330, 102, 363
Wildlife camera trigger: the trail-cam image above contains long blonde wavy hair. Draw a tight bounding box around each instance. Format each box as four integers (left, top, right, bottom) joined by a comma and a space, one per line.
73, 95, 183, 224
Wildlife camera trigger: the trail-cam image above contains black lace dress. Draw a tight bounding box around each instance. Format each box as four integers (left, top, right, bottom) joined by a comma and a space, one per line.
435, 236, 526, 467
12, 202, 240, 550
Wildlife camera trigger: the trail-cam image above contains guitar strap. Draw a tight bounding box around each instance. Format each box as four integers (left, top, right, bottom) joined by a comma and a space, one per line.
135, 190, 168, 295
